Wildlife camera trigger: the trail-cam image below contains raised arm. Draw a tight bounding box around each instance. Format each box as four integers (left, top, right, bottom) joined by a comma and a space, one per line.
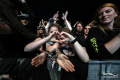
62, 11, 72, 31
45, 11, 59, 34
24, 31, 58, 52
60, 31, 89, 63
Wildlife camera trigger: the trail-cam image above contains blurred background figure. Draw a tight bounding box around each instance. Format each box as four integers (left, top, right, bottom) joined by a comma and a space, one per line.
84, 24, 91, 39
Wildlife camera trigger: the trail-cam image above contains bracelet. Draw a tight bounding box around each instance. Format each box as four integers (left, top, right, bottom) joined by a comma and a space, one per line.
71, 38, 77, 44
45, 50, 50, 55
56, 53, 61, 58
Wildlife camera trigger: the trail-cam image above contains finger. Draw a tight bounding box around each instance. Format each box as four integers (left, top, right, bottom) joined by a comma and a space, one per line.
65, 63, 75, 72
61, 64, 69, 72
35, 61, 42, 67
57, 11, 59, 14
20, 11, 23, 14
64, 61, 74, 72
57, 59, 69, 72
32, 59, 39, 66
65, 11, 68, 16
31, 56, 40, 65
32, 56, 39, 62
62, 55, 68, 59
67, 62, 75, 72
67, 60, 74, 68
62, 13, 65, 17
34, 60, 42, 67
63, 62, 71, 72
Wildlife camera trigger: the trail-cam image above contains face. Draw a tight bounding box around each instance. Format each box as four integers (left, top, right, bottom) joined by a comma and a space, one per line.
37, 29, 43, 34
57, 34, 68, 47
84, 25, 91, 35
49, 26, 59, 34
98, 7, 118, 25
76, 23, 83, 31
21, 19, 29, 25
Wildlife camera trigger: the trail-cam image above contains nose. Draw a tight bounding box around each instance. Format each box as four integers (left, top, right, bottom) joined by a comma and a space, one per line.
102, 12, 107, 16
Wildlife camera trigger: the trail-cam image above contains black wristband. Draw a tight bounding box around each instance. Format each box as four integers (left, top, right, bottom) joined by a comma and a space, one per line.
71, 38, 77, 44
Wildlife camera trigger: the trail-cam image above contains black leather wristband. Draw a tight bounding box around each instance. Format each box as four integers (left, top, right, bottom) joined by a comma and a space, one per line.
71, 38, 77, 44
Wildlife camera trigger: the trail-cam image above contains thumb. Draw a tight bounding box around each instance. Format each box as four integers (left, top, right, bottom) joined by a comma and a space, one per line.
63, 55, 68, 59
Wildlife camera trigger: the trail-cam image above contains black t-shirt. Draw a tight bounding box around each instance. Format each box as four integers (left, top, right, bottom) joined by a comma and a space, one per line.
76, 35, 87, 48
60, 48, 88, 80
86, 27, 120, 60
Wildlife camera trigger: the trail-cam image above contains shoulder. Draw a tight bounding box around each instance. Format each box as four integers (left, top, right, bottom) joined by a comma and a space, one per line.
89, 27, 101, 32
88, 27, 104, 35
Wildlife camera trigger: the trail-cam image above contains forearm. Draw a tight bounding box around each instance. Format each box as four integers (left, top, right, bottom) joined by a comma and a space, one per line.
73, 41, 89, 62
105, 33, 120, 54
45, 21, 50, 34
24, 37, 49, 52
64, 19, 72, 31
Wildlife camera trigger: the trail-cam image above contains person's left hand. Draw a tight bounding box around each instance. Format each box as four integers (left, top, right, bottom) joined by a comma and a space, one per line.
62, 11, 68, 20
58, 31, 75, 43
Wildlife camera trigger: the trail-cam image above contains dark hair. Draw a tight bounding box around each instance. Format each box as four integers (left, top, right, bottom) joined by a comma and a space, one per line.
73, 21, 84, 36
75, 21, 84, 28
0, 0, 35, 39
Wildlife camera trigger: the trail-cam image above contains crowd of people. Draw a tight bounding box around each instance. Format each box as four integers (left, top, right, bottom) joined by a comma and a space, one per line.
0, 0, 120, 80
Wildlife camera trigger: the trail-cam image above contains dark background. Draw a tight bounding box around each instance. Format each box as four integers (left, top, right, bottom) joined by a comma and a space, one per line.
12, 0, 120, 26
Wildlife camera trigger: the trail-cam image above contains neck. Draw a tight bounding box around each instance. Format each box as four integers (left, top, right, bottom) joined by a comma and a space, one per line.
84, 34, 88, 39
104, 20, 114, 30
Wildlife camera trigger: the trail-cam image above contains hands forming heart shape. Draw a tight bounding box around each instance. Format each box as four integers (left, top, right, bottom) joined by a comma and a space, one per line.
48, 31, 75, 43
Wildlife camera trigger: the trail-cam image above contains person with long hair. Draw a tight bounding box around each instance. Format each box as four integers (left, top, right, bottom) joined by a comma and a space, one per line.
86, 3, 120, 60
24, 23, 75, 80
57, 28, 89, 80
0, 0, 50, 80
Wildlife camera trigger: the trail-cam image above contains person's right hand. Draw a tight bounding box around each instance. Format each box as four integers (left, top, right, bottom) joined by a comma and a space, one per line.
57, 54, 75, 72
31, 52, 46, 67
47, 31, 60, 41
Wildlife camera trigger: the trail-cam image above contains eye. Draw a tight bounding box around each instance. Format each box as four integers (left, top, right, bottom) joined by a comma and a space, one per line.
105, 9, 111, 13
50, 31, 53, 33
98, 12, 103, 16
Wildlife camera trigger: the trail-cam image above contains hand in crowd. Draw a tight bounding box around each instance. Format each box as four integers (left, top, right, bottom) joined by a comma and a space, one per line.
31, 52, 46, 67
39, 19, 47, 27
53, 11, 59, 21
57, 53, 75, 72
58, 31, 75, 43
47, 31, 60, 41
73, 21, 79, 27
62, 11, 68, 20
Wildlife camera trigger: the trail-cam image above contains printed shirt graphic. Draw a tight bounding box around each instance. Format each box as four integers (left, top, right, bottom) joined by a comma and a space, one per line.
86, 27, 120, 60
90, 37, 99, 53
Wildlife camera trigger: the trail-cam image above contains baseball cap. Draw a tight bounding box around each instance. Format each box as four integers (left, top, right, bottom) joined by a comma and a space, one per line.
19, 13, 29, 18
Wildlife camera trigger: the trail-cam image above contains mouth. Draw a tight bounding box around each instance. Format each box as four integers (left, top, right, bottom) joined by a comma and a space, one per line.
102, 17, 109, 21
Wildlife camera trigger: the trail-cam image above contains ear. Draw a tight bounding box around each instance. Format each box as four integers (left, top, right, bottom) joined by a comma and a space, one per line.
115, 12, 118, 17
